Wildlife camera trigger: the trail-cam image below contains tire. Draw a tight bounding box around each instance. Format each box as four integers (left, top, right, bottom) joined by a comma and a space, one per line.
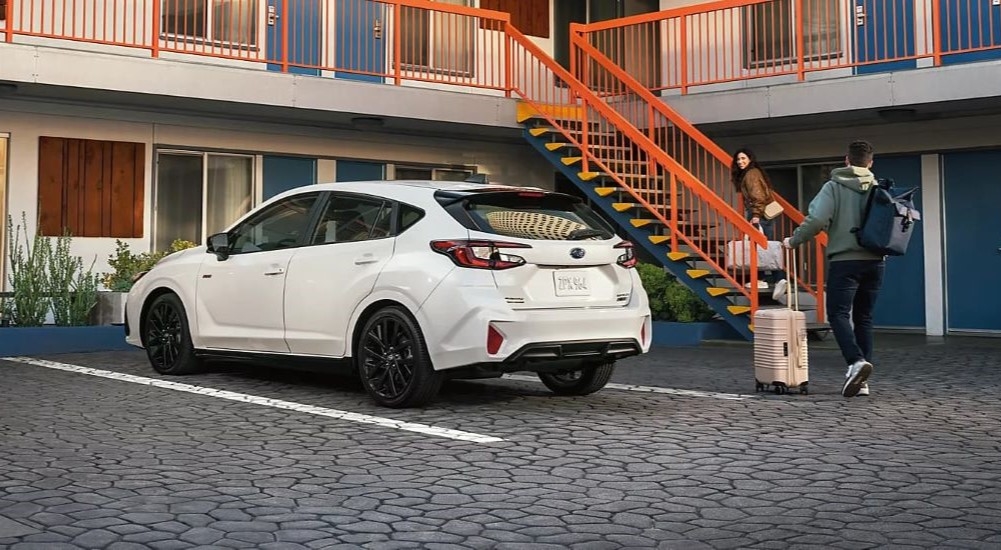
538, 361, 615, 396
142, 293, 201, 375
355, 306, 443, 408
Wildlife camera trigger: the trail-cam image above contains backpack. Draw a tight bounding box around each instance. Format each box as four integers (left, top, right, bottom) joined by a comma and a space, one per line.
851, 178, 921, 256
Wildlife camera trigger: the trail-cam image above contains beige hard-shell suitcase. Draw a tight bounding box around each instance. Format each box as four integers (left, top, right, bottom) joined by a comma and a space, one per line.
753, 248, 809, 395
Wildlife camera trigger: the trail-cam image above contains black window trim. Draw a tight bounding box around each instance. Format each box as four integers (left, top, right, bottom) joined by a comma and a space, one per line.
301, 191, 403, 248
225, 190, 324, 256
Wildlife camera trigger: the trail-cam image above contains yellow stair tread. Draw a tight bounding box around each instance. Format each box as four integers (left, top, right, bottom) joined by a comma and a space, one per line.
561, 156, 582, 166
666, 251, 689, 261
707, 287, 732, 297
649, 235, 671, 245
529, 127, 553, 137
630, 219, 653, 228
687, 269, 710, 279
728, 305, 752, 315
594, 187, 617, 197
612, 202, 635, 212
516, 102, 583, 123
545, 142, 569, 151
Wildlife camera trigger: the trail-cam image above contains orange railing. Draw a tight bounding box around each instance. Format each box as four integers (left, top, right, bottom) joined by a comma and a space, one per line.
575, 0, 1001, 94
1, 0, 511, 93
570, 25, 827, 320
506, 24, 768, 314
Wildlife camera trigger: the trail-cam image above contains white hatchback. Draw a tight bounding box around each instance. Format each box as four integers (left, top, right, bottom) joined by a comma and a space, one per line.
125, 181, 651, 407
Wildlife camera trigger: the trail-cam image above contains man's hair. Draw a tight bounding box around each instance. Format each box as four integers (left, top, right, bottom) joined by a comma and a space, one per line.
847, 140, 874, 167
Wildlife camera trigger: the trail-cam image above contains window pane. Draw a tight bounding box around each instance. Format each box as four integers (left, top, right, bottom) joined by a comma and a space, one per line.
213, 0, 258, 45
395, 166, 433, 180
400, 6, 429, 66
803, 0, 840, 58
155, 153, 204, 252
745, 0, 792, 65
162, 0, 207, 39
801, 163, 841, 207
311, 195, 391, 244
231, 194, 317, 253
432, 1, 473, 73
205, 155, 253, 236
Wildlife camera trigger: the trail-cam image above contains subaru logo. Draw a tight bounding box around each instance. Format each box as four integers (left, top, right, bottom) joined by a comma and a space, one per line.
570, 247, 586, 259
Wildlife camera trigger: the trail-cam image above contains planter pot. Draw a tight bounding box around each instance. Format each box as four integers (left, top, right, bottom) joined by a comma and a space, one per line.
90, 291, 127, 326
651, 320, 742, 347
0, 325, 133, 355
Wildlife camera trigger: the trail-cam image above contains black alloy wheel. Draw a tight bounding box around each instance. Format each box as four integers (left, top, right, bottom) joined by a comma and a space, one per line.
356, 306, 442, 408
143, 293, 200, 375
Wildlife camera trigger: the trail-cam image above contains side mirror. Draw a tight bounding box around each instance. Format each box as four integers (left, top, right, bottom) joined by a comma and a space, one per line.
207, 232, 231, 261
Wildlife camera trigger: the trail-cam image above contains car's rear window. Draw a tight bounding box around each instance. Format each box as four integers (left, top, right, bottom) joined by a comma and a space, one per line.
435, 190, 615, 241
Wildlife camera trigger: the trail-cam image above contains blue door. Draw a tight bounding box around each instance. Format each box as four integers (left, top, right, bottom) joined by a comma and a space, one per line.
336, 161, 385, 182
943, 150, 1001, 332
940, 0, 1001, 64
266, 0, 321, 76
853, 0, 917, 74
870, 156, 925, 329
335, 0, 385, 82
263, 156, 317, 201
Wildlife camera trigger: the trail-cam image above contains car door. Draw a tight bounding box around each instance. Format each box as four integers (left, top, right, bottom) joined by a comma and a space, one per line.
196, 192, 321, 352
283, 193, 396, 356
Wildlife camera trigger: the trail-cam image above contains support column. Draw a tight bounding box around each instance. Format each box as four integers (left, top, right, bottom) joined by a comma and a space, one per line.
921, 154, 945, 336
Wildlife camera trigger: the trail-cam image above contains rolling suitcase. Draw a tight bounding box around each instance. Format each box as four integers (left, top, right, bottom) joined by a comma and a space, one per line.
753, 247, 809, 395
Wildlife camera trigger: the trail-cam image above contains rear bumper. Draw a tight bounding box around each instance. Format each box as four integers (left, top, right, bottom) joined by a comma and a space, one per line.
417, 270, 651, 372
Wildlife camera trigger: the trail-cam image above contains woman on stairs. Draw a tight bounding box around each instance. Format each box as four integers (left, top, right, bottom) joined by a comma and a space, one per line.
731, 148, 788, 302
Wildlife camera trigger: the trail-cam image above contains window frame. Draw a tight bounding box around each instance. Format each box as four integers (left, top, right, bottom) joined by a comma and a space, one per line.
742, 0, 843, 69
153, 148, 257, 252
159, 0, 262, 51
306, 192, 396, 247
399, 0, 477, 77
225, 190, 323, 255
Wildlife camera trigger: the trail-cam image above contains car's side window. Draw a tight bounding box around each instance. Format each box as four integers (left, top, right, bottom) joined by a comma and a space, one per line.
310, 195, 392, 245
229, 194, 318, 254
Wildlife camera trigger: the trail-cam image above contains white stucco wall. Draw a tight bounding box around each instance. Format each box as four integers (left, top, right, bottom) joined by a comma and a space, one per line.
0, 99, 552, 288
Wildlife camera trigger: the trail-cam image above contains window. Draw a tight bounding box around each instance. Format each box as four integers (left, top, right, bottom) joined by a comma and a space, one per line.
436, 190, 615, 241
0, 0, 7, 21
400, 0, 474, 74
161, 0, 259, 46
743, 0, 841, 67
394, 165, 474, 181
230, 193, 318, 254
311, 195, 392, 244
398, 204, 425, 234
37, 137, 145, 238
154, 151, 253, 252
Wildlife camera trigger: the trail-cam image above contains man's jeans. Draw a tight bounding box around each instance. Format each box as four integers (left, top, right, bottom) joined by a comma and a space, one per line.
826, 259, 885, 365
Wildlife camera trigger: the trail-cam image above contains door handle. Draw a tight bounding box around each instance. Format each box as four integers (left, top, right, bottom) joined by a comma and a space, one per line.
354, 254, 378, 265
264, 267, 285, 276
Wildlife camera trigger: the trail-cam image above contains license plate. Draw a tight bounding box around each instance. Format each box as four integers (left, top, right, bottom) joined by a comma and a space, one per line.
553, 271, 590, 296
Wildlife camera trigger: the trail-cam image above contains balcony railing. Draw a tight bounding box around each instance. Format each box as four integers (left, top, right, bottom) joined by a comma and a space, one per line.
576, 0, 1001, 94
0, 0, 512, 94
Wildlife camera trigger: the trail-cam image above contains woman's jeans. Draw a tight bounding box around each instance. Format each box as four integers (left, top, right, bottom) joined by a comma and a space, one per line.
826, 259, 885, 365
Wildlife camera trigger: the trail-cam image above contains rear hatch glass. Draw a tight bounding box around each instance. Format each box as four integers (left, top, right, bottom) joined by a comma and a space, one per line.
435, 188, 633, 309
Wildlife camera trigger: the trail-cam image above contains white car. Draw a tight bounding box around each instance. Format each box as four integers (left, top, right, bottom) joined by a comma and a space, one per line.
125, 180, 651, 408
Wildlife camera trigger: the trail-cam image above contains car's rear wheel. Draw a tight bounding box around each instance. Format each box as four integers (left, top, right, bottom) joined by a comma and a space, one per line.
356, 306, 443, 408
538, 361, 615, 396
142, 293, 201, 375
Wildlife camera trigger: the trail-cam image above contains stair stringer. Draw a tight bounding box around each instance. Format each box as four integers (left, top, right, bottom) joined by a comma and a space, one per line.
522, 127, 755, 341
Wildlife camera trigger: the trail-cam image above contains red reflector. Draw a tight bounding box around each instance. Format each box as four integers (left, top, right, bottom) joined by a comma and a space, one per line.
517, 191, 546, 198
641, 322, 646, 345
487, 324, 504, 355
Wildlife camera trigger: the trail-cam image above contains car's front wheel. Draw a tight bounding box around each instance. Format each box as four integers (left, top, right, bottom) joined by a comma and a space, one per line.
356, 306, 443, 408
538, 361, 615, 396
142, 293, 201, 375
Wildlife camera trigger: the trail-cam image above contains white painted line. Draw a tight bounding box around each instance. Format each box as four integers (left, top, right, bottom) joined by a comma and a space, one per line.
3, 357, 505, 444
502, 374, 756, 401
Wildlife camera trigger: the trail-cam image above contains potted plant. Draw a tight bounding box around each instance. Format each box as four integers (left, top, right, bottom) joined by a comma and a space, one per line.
95, 238, 197, 325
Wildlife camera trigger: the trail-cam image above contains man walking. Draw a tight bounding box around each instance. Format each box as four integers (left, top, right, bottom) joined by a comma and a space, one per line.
782, 140, 884, 398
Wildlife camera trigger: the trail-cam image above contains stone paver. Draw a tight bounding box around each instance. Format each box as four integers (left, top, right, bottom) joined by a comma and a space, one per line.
0, 334, 999, 548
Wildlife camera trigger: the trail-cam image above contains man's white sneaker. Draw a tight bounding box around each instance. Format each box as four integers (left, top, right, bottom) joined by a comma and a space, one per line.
772, 279, 788, 302
857, 382, 869, 397
842, 360, 873, 398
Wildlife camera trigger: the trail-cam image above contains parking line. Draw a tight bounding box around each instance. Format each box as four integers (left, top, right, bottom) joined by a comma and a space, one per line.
3, 357, 505, 444
502, 374, 756, 401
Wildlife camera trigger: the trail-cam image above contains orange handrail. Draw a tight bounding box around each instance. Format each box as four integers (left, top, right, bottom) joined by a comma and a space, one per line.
569, 26, 828, 320
505, 23, 766, 311
575, 0, 1001, 95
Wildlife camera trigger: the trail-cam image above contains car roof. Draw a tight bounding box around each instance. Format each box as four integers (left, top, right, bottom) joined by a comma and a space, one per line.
289, 180, 546, 203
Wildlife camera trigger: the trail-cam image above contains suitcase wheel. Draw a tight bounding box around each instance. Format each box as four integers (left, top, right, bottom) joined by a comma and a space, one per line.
755, 381, 766, 393
799, 382, 809, 395
772, 382, 787, 395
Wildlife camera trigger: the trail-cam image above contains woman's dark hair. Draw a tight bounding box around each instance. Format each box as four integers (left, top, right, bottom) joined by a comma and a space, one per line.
730, 148, 769, 192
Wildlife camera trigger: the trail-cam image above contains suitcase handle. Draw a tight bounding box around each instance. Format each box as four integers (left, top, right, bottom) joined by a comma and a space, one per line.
786, 247, 800, 312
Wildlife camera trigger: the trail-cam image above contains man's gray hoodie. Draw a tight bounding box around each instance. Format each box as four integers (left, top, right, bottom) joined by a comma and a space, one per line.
788, 165, 885, 262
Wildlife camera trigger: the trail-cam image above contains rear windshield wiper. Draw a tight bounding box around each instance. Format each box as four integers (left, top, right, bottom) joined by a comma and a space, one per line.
567, 228, 607, 240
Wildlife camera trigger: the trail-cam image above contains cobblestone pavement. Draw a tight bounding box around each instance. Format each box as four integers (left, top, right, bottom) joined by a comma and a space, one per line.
1, 334, 1000, 549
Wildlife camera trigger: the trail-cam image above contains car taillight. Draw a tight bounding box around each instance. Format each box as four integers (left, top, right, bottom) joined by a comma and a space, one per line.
614, 240, 637, 268
430, 240, 530, 270
487, 324, 504, 354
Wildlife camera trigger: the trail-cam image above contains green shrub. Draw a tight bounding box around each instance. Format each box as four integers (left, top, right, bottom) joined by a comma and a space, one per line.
636, 262, 717, 323
103, 238, 198, 292
6, 213, 50, 327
